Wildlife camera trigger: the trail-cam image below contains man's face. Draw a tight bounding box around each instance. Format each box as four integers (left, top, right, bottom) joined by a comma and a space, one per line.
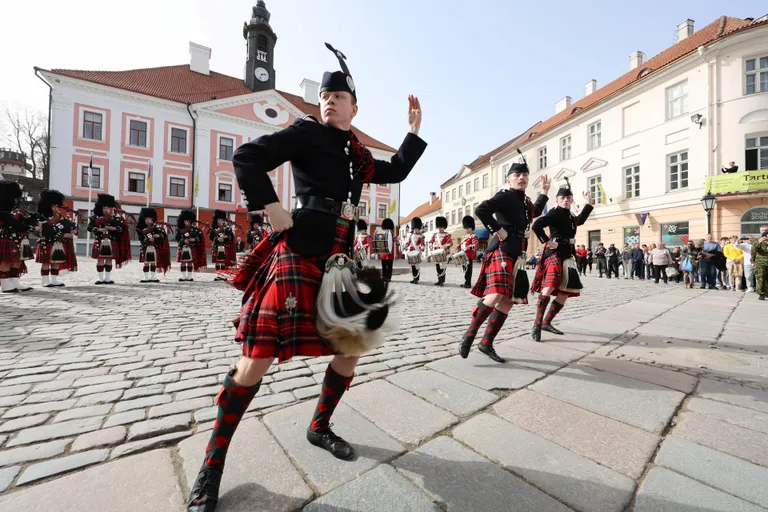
103, 206, 114, 217
146, 218, 155, 226
184, 220, 191, 228
761, 226, 768, 238
730, 161, 735, 166
706, 234, 713, 242
413, 228, 421, 234
218, 218, 226, 227
556, 194, 573, 208
320, 90, 357, 129
465, 228, 473, 234
52, 204, 61, 216
506, 171, 529, 191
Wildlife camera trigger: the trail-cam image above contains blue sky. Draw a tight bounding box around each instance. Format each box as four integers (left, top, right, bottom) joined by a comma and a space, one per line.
2, 0, 765, 217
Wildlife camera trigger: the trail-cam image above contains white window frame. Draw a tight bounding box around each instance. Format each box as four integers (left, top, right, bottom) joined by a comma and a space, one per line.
665, 80, 689, 120
166, 174, 188, 199
746, 134, 768, 170
560, 135, 571, 161
588, 121, 602, 150
482, 173, 489, 188
667, 150, 689, 191
744, 54, 768, 95
168, 125, 190, 155
79, 107, 108, 142
125, 169, 147, 195
217, 134, 236, 162
451, 211, 456, 225
78, 165, 103, 190
451, 189, 457, 201
377, 202, 387, 219
473, 177, 480, 191
465, 182, 471, 195
214, 171, 236, 203
358, 200, 368, 218
624, 164, 640, 199
538, 146, 548, 169
588, 175, 602, 205
124, 115, 151, 149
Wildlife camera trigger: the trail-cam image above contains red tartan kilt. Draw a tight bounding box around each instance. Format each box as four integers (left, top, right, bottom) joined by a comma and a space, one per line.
91, 239, 114, 259
471, 249, 518, 300
0, 238, 20, 265
35, 240, 77, 271
211, 243, 235, 266
531, 254, 579, 297
236, 220, 352, 363
35, 242, 51, 264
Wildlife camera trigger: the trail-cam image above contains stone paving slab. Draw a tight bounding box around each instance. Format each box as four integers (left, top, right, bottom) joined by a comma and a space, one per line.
655, 436, 768, 508
685, 397, 768, 435
304, 464, 440, 512
634, 467, 765, 512
393, 436, 573, 512
579, 355, 698, 393
696, 379, 768, 415
426, 353, 545, 391
6, 416, 103, 448
263, 400, 404, 494
179, 418, 312, 512
673, 412, 768, 467
0, 466, 20, 493
493, 389, 658, 478
0, 449, 184, 511
453, 414, 634, 512
500, 335, 585, 363
488, 344, 569, 373
385, 369, 498, 417
16, 449, 109, 486
530, 364, 685, 433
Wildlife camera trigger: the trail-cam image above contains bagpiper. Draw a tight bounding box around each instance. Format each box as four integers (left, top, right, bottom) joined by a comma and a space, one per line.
458, 162, 550, 362
175, 210, 206, 282
530, 177, 594, 341
0, 181, 35, 293
210, 209, 236, 280
87, 193, 130, 285
379, 217, 397, 283
185, 43, 426, 512
404, 217, 426, 284
353, 219, 372, 269
35, 189, 79, 287
428, 216, 452, 286
459, 215, 479, 288
137, 207, 171, 283
246, 213, 267, 251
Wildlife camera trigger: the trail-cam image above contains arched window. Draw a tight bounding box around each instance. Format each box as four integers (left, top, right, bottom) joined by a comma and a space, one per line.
257, 34, 268, 51
741, 207, 768, 235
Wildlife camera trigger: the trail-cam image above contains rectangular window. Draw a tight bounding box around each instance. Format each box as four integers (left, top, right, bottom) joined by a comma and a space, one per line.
474, 177, 480, 191
745, 135, 768, 171
377, 203, 387, 219
80, 166, 101, 188
668, 151, 689, 190
451, 189, 457, 201
661, 222, 690, 247
588, 175, 602, 204
745, 55, 768, 95
171, 128, 187, 154
588, 121, 602, 150
169, 177, 186, 197
465, 206, 471, 217
624, 165, 640, 199
560, 135, 571, 161
218, 183, 233, 202
129, 120, 148, 147
482, 174, 489, 188
451, 211, 456, 225
128, 172, 145, 193
538, 147, 547, 169
458, 186, 463, 198
465, 183, 471, 195
666, 81, 689, 120
358, 200, 367, 218
219, 137, 234, 161
83, 111, 102, 140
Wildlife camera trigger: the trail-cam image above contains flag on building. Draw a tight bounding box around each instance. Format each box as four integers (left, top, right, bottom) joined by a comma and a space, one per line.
146, 161, 152, 193
194, 174, 199, 198
597, 182, 609, 205
387, 199, 397, 215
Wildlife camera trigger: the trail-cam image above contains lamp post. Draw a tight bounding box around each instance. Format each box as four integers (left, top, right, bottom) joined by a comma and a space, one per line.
701, 192, 717, 235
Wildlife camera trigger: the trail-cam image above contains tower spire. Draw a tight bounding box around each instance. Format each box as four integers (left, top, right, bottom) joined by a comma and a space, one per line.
243, 1, 277, 91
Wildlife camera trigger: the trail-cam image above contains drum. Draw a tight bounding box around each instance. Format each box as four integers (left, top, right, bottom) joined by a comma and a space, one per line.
431, 248, 446, 264
405, 250, 421, 265
452, 251, 469, 267
354, 249, 368, 262
98, 239, 113, 258
373, 231, 393, 255
144, 245, 157, 263
180, 246, 193, 262
20, 238, 34, 260
50, 241, 67, 264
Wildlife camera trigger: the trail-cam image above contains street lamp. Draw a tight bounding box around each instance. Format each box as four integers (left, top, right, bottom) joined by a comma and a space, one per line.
701, 192, 717, 234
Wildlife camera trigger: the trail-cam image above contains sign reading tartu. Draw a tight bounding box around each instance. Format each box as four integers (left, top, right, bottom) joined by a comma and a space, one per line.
705, 170, 768, 194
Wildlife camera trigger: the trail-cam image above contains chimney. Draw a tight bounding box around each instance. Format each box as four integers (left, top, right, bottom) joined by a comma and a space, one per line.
429, 192, 437, 204
299, 79, 320, 106
189, 42, 211, 75
630, 51, 646, 70
677, 19, 694, 42
585, 79, 597, 97
555, 96, 572, 114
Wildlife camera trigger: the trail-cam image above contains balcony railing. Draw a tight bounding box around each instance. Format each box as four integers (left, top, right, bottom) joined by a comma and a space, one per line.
705, 169, 768, 195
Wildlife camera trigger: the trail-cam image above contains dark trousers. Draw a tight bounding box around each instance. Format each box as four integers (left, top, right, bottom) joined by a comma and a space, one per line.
576, 257, 587, 275
411, 265, 419, 280
464, 260, 473, 286
381, 259, 393, 281
699, 259, 716, 288
608, 260, 619, 278
653, 264, 668, 283
597, 259, 608, 277
587, 260, 593, 272
435, 264, 445, 283
633, 261, 644, 279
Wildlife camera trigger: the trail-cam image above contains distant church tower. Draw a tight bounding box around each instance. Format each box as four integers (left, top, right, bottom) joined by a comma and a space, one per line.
243, 1, 277, 91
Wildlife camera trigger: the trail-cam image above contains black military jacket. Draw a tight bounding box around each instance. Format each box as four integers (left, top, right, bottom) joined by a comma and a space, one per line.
532, 204, 594, 259
475, 188, 548, 259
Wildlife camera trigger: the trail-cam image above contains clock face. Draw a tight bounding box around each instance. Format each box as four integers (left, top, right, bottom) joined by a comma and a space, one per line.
254, 67, 269, 82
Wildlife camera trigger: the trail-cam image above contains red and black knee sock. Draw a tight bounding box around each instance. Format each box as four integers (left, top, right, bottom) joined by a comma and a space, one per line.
544, 299, 565, 325
535, 295, 551, 326
0, 271, 7, 279
143, 265, 149, 273
50, 268, 59, 276
41, 268, 50, 276
96, 265, 104, 274
204, 371, 261, 468
310, 365, 354, 432
104, 264, 112, 273
480, 309, 508, 346
464, 300, 494, 340
8, 268, 19, 279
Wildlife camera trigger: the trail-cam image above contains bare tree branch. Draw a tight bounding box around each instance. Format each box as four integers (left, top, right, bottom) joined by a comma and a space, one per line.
0, 101, 49, 180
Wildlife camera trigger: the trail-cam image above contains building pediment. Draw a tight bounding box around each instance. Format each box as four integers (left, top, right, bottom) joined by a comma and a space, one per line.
456, 165, 473, 181
553, 168, 577, 181
580, 157, 608, 172
198, 91, 302, 128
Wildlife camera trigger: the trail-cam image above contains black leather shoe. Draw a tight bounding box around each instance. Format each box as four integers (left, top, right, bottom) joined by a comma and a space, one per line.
541, 324, 564, 335
459, 334, 474, 358
478, 343, 505, 363
531, 324, 542, 342
187, 465, 223, 512
760, 295, 766, 301
2, 289, 19, 293
306, 428, 355, 460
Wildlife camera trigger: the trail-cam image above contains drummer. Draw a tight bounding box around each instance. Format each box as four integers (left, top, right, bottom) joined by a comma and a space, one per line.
378, 218, 397, 283
354, 219, 372, 269
459, 215, 479, 288
405, 217, 426, 284
429, 216, 452, 286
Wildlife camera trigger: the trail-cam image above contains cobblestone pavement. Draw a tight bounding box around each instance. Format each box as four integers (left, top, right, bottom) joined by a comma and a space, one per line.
1, 260, 767, 511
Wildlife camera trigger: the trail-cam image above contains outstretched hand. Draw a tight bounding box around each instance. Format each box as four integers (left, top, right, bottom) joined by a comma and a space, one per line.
408, 95, 422, 135
583, 190, 594, 205
540, 175, 551, 194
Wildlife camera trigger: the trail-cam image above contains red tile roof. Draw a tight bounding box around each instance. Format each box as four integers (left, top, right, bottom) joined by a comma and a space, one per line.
402, 197, 442, 224
41, 65, 396, 152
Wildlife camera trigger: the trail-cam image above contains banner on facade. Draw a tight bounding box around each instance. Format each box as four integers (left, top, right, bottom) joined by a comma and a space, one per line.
705, 170, 768, 194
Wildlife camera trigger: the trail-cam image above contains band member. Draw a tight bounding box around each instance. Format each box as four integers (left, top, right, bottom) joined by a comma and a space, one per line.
459, 162, 550, 362
137, 207, 171, 283
211, 209, 236, 280
354, 219, 372, 269
405, 217, 426, 284
459, 215, 479, 288
530, 178, 594, 341
87, 193, 129, 284
175, 210, 206, 282
0, 181, 31, 292
35, 189, 78, 287
246, 214, 267, 251
186, 43, 426, 512
428, 216, 452, 286
379, 218, 397, 282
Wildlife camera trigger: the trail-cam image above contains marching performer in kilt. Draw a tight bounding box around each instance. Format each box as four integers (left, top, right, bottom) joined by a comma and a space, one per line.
354, 219, 372, 269
405, 217, 426, 284
137, 207, 171, 283
459, 215, 479, 288
175, 210, 206, 282
0, 181, 34, 293
530, 178, 594, 341
246, 214, 267, 251
210, 209, 236, 280
185, 43, 426, 512
458, 162, 550, 362
379, 218, 397, 283
87, 193, 129, 285
35, 189, 78, 287
429, 216, 452, 286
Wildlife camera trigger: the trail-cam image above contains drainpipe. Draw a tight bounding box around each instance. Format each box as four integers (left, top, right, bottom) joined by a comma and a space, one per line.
186, 102, 197, 209
698, 46, 716, 235
34, 67, 53, 188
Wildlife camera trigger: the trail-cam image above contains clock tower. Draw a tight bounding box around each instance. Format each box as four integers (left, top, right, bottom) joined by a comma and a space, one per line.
243, 1, 277, 92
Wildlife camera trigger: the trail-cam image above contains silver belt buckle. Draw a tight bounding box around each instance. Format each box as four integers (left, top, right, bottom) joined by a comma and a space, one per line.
341, 202, 358, 221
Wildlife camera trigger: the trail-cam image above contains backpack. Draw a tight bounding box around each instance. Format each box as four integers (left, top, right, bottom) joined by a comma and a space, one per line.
682, 257, 693, 272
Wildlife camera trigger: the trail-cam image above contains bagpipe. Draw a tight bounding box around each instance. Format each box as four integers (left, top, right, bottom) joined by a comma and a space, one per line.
113, 206, 137, 226
155, 220, 174, 235
194, 220, 212, 234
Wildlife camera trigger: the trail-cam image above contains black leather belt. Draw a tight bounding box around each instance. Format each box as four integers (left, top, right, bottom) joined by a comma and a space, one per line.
296, 196, 359, 220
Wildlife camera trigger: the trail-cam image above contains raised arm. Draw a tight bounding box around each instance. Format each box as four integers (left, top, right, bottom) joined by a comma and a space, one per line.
369, 95, 427, 184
